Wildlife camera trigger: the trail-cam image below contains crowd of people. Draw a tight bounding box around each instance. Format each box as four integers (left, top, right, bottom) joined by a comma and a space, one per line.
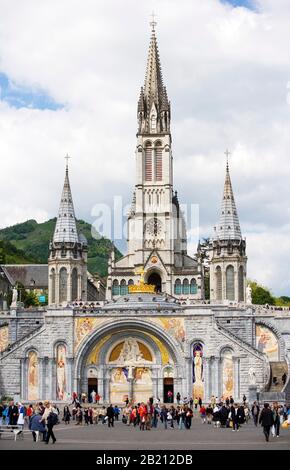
0, 400, 60, 444
0, 394, 289, 443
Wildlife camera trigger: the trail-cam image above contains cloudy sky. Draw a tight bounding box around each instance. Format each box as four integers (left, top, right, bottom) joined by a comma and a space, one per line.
0, 0, 290, 295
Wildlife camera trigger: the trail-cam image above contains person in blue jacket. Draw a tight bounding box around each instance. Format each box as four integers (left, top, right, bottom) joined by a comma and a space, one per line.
29, 411, 47, 442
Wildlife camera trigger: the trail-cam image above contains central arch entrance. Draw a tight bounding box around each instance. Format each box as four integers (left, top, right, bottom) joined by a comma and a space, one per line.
76, 319, 183, 404
147, 272, 162, 293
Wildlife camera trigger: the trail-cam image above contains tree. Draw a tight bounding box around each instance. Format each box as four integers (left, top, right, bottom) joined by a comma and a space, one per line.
249, 281, 275, 305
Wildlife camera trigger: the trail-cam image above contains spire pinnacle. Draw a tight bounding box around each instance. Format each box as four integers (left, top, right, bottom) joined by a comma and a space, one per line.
53, 159, 79, 244
225, 148, 230, 172
137, 18, 171, 134
150, 11, 157, 33
213, 153, 242, 241
65, 153, 70, 174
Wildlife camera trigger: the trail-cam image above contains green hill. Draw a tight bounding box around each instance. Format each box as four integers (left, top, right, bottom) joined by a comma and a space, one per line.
0, 219, 122, 277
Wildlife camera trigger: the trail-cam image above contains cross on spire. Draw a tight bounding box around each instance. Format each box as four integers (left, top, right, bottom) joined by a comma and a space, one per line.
224, 149, 230, 170
65, 154, 70, 172
150, 11, 157, 32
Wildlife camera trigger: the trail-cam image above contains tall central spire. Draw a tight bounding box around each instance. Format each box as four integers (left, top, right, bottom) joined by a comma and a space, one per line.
53, 161, 79, 243
137, 21, 170, 134
214, 160, 242, 241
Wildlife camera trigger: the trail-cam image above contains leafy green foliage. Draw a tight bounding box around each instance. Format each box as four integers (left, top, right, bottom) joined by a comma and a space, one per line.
0, 218, 122, 277
248, 280, 275, 305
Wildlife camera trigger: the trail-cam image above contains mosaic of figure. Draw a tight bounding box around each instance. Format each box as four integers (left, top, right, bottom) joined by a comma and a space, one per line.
0, 326, 9, 353
255, 325, 278, 361
222, 350, 234, 398
192, 343, 204, 399
56, 344, 67, 400
28, 351, 39, 400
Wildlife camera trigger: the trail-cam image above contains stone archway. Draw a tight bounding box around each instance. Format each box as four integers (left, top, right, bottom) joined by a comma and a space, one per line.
147, 272, 162, 293
75, 319, 183, 404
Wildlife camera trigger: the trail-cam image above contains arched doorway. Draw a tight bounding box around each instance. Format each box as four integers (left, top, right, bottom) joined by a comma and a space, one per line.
163, 367, 174, 403
147, 272, 162, 293
87, 368, 98, 401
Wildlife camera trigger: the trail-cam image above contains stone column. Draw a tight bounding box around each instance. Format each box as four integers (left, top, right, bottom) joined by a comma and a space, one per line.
233, 358, 240, 401
222, 266, 226, 301
78, 274, 82, 300
214, 357, 220, 398
55, 267, 60, 304
203, 358, 210, 402
185, 357, 192, 399
67, 267, 72, 302
20, 358, 27, 401
234, 268, 239, 303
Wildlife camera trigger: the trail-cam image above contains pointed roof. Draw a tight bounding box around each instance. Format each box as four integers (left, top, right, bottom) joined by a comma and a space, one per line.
53, 163, 79, 243
213, 161, 242, 241
138, 25, 170, 117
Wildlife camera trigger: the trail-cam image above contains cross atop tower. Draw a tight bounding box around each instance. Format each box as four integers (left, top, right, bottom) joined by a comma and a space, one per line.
150, 11, 157, 32
224, 149, 230, 170
65, 153, 70, 172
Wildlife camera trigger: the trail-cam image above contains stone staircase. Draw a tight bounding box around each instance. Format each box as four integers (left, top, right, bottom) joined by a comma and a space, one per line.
267, 361, 288, 392
258, 361, 289, 403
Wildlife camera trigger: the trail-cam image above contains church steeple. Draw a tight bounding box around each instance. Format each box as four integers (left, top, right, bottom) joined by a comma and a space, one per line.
214, 157, 242, 241
48, 158, 88, 306
137, 21, 170, 134
53, 159, 79, 243
208, 151, 247, 304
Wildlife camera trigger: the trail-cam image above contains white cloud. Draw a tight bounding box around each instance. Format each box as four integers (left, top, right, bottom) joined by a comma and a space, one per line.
0, 0, 290, 295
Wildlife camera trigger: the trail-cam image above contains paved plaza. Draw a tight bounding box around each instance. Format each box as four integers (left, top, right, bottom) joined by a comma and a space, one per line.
0, 418, 289, 450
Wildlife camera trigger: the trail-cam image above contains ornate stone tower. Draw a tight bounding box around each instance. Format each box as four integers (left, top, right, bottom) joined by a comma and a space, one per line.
106, 22, 200, 299
48, 162, 88, 305
208, 158, 247, 303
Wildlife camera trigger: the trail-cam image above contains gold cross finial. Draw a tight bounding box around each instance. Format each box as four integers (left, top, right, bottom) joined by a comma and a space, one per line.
65, 154, 70, 170
224, 149, 230, 170
150, 11, 157, 32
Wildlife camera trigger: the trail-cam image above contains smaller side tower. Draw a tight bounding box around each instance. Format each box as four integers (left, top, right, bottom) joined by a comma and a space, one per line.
48, 161, 88, 306
208, 157, 247, 303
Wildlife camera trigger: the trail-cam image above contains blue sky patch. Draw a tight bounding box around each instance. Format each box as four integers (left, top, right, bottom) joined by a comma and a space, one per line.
0, 72, 63, 110
223, 0, 256, 9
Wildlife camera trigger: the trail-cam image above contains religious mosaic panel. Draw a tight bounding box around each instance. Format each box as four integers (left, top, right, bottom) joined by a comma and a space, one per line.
192, 343, 204, 400
0, 325, 9, 353
222, 350, 234, 399
56, 344, 67, 400
255, 325, 279, 361
133, 367, 153, 403
27, 351, 39, 401
109, 367, 130, 403
74, 317, 107, 352
149, 317, 185, 344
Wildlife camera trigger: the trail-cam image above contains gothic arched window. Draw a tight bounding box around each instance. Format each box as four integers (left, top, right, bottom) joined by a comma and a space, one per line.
112, 280, 119, 296
226, 265, 235, 301
155, 141, 162, 181
190, 278, 197, 294
59, 267, 68, 303
238, 266, 244, 301
174, 279, 181, 295
50, 268, 56, 304
71, 268, 78, 301
216, 266, 222, 301
183, 278, 189, 295
145, 141, 152, 181
120, 279, 127, 295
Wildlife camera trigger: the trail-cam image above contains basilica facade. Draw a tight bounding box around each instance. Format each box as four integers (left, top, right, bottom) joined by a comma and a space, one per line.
0, 25, 289, 405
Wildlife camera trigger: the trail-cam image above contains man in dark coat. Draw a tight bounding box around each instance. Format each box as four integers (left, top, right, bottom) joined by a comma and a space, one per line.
8, 401, 19, 425
45, 412, 57, 444
259, 403, 274, 442
238, 405, 245, 425
106, 404, 115, 428
220, 405, 229, 427
230, 404, 240, 431
251, 402, 260, 427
